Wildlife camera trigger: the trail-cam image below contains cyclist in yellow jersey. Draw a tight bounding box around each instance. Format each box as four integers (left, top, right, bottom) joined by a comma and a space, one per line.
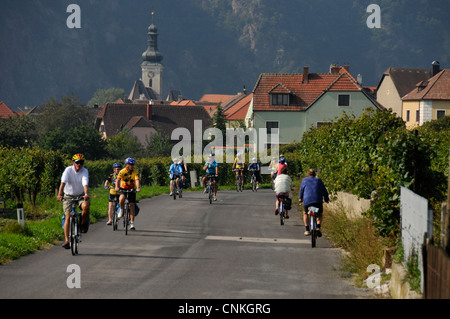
104, 162, 122, 225
115, 157, 141, 230
232, 152, 245, 189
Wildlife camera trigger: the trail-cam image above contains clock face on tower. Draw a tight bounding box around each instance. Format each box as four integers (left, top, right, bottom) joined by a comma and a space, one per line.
147, 71, 154, 78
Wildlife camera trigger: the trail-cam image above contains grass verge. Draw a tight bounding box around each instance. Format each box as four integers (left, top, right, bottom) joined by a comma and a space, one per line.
320, 202, 393, 287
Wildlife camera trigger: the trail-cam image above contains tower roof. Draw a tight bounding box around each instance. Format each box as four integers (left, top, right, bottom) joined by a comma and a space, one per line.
142, 12, 163, 64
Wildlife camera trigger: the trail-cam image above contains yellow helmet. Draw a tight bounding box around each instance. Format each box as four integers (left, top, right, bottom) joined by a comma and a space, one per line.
72, 153, 85, 161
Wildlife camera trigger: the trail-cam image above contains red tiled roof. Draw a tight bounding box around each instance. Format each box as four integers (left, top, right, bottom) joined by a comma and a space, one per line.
0, 101, 17, 119
402, 69, 450, 100
252, 67, 362, 111
199, 94, 235, 104
225, 93, 252, 120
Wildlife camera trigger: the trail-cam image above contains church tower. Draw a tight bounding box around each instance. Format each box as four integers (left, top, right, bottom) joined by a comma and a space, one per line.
141, 12, 164, 100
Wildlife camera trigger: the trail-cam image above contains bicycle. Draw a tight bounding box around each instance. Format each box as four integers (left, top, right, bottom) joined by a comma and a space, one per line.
120, 189, 136, 235
277, 194, 288, 226
63, 196, 84, 256
308, 206, 320, 248
233, 169, 244, 192
206, 173, 216, 204
112, 195, 119, 231
250, 170, 258, 192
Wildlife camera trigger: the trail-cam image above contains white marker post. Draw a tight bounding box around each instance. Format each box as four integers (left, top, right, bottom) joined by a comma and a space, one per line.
17, 203, 25, 228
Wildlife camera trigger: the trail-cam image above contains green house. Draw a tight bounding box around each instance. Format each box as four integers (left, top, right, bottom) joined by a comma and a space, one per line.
246, 65, 383, 146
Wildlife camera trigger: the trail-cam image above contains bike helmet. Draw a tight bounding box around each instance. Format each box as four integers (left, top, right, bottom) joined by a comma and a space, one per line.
113, 162, 122, 168
72, 153, 85, 161
125, 157, 136, 165
252, 157, 257, 163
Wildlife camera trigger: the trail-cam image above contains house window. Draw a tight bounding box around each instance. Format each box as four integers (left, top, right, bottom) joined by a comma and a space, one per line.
406, 110, 410, 122
338, 94, 350, 106
266, 121, 279, 134
270, 94, 289, 106
416, 110, 420, 123
437, 110, 446, 119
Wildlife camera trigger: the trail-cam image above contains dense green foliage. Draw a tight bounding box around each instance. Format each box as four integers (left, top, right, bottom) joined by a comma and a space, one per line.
298, 109, 449, 236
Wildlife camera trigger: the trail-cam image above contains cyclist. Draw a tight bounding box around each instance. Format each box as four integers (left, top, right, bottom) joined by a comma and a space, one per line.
115, 157, 141, 230
57, 153, 90, 249
178, 156, 188, 189
104, 162, 122, 225
274, 166, 292, 218
269, 156, 278, 180
248, 157, 261, 190
202, 154, 219, 201
277, 156, 288, 175
169, 158, 183, 196
299, 169, 330, 236
232, 152, 245, 189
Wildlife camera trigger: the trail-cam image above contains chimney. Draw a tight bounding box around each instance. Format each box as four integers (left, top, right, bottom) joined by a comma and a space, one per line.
431, 60, 440, 76
329, 64, 340, 74
146, 102, 152, 121
303, 66, 309, 83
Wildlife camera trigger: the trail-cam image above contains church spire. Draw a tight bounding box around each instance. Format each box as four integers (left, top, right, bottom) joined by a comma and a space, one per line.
142, 11, 163, 64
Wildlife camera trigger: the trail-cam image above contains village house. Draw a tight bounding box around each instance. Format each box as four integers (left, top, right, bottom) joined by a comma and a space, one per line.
246, 64, 383, 147
402, 67, 450, 129
376, 61, 440, 117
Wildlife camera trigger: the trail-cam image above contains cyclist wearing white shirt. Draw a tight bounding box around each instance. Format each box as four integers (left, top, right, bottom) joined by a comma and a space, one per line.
57, 153, 90, 249
274, 166, 292, 218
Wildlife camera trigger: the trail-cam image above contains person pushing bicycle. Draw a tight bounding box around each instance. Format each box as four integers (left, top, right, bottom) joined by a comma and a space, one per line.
298, 169, 329, 236
57, 153, 90, 249
115, 157, 141, 230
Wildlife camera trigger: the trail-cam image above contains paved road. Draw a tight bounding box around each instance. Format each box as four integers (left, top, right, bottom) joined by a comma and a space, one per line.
0, 189, 371, 299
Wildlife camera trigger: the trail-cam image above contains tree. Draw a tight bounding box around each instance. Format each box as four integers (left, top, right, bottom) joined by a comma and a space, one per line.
39, 125, 107, 160
0, 115, 37, 147
87, 88, 126, 107
145, 129, 172, 158
212, 103, 226, 136
106, 129, 143, 159
36, 94, 93, 137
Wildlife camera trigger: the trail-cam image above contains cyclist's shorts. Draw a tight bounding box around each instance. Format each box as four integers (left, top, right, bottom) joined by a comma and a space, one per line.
120, 189, 137, 203
63, 194, 89, 215
304, 203, 323, 214
108, 193, 120, 203
276, 192, 289, 198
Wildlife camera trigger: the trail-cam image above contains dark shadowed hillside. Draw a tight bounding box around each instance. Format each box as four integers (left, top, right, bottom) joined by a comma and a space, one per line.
0, 0, 449, 108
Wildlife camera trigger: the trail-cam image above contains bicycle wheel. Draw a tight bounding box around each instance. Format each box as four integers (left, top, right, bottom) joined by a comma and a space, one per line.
279, 202, 285, 226
112, 203, 118, 231
209, 181, 213, 204
124, 203, 130, 235
252, 176, 256, 192
70, 215, 77, 255
173, 182, 177, 200
236, 175, 240, 192
311, 215, 317, 248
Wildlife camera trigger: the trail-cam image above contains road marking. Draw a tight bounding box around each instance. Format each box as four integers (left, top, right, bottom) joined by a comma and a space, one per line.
205, 235, 310, 245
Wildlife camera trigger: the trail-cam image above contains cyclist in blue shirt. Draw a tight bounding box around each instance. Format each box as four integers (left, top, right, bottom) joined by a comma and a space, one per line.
202, 154, 219, 201
299, 169, 330, 236
178, 156, 188, 188
248, 157, 261, 190
169, 158, 183, 196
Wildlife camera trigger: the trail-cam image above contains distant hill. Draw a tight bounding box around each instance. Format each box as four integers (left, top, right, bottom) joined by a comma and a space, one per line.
1, 0, 449, 109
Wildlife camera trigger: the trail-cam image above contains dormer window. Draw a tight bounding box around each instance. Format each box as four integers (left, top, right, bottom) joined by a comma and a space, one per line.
270, 93, 289, 106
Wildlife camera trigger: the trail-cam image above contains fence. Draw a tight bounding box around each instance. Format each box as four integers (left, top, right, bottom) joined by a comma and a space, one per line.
425, 244, 450, 298
400, 187, 433, 292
